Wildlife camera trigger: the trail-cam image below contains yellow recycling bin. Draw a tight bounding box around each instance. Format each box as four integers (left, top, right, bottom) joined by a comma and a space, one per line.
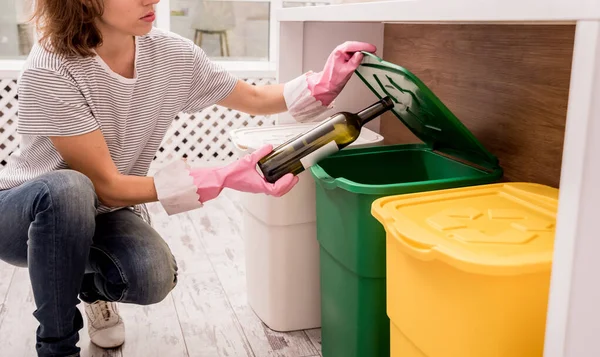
371, 183, 558, 357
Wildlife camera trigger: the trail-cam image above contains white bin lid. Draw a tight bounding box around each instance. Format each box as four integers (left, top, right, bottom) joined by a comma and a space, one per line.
230, 123, 384, 152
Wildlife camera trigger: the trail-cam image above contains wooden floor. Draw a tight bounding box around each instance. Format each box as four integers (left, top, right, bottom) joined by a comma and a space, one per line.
0, 189, 322, 357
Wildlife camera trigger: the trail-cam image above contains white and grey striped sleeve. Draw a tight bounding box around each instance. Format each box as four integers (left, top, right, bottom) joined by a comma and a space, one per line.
17, 67, 100, 137
181, 44, 239, 113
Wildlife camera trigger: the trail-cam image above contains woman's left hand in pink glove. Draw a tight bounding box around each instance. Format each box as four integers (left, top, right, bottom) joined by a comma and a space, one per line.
283, 41, 377, 122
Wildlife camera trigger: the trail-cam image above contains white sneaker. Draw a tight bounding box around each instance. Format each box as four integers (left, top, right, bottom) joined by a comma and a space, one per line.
84, 300, 125, 348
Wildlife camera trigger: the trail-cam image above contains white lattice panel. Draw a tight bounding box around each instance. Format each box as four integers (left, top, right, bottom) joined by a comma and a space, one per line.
155, 77, 276, 164
0, 77, 275, 168
0, 79, 19, 167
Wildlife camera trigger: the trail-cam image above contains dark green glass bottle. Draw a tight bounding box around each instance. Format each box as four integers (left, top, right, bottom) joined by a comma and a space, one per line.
258, 96, 394, 183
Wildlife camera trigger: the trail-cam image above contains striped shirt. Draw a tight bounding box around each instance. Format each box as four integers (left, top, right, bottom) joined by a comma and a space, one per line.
0, 27, 238, 219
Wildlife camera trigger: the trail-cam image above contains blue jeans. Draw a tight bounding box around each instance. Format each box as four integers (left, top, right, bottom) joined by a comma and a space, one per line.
0, 170, 178, 357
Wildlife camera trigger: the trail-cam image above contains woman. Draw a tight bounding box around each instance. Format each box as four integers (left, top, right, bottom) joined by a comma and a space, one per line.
0, 0, 376, 356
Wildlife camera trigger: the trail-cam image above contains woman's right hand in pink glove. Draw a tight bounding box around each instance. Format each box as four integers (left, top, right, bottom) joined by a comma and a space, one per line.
190, 144, 299, 203
153, 145, 298, 215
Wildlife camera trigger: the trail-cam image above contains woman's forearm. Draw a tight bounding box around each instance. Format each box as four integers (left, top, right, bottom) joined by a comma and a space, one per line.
218, 81, 287, 116
251, 83, 287, 115
48, 130, 160, 209
98, 173, 158, 208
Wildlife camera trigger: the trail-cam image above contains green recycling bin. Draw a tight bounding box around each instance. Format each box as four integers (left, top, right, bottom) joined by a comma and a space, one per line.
310, 52, 504, 357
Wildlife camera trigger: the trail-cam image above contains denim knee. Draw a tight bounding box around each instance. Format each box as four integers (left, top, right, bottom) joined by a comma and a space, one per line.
126, 255, 178, 305
36, 169, 98, 231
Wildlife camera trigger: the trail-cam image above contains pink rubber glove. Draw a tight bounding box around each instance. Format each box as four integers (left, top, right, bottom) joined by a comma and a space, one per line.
190, 144, 299, 203
153, 145, 298, 215
283, 41, 377, 122
307, 41, 377, 107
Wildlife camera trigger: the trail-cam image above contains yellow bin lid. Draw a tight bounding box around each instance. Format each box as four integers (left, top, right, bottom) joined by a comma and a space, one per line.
371, 183, 559, 276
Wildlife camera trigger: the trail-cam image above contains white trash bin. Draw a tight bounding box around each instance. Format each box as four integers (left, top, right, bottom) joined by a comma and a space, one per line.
229, 123, 384, 332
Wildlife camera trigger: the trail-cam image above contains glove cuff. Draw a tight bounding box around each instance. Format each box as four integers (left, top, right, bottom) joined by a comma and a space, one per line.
153, 159, 203, 215
283, 72, 333, 122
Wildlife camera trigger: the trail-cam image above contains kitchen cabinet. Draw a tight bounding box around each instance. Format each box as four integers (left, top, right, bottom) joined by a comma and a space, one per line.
274, 2, 600, 356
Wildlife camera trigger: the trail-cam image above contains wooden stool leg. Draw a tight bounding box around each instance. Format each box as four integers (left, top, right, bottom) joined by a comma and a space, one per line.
223, 32, 230, 57
219, 32, 225, 57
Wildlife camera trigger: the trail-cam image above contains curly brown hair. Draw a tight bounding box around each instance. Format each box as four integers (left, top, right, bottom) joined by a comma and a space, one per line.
32, 0, 105, 57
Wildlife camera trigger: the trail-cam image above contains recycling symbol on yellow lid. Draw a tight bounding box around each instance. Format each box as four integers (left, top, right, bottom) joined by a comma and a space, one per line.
426, 207, 555, 245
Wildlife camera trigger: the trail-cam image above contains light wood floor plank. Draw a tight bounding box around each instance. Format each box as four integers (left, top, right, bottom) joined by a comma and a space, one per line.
0, 268, 39, 356
305, 329, 323, 356
80, 339, 122, 357
185, 194, 319, 357
118, 295, 189, 357
0, 260, 16, 329
150, 202, 254, 357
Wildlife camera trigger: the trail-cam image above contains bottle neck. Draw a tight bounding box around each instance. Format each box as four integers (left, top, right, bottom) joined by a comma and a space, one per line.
356, 96, 395, 126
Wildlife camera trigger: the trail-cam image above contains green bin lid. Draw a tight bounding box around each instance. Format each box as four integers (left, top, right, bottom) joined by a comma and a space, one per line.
354, 52, 500, 172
